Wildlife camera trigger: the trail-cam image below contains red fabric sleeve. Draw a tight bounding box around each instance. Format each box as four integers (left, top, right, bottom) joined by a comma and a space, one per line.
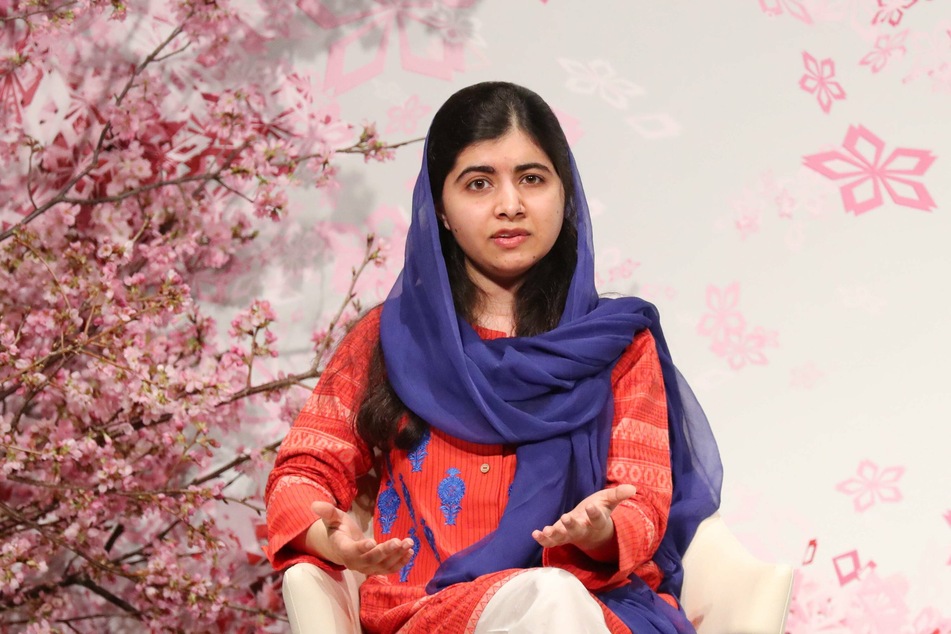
263, 309, 380, 571
543, 329, 672, 592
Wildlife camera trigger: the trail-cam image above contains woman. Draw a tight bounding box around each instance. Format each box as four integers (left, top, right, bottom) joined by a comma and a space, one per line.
265, 82, 722, 633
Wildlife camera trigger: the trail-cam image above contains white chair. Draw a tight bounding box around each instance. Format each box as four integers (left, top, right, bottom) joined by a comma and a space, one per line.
281, 510, 793, 634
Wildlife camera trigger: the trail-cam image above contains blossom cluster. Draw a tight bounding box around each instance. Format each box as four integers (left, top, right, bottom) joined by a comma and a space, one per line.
1, 1, 399, 631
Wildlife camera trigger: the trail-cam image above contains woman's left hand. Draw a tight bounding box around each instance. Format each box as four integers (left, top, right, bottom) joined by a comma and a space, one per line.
531, 484, 637, 562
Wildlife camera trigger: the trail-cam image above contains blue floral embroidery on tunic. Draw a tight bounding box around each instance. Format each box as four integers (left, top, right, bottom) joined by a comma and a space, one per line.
438, 468, 465, 526
420, 518, 441, 563
377, 478, 400, 535
399, 527, 421, 583
407, 427, 431, 472
398, 474, 417, 524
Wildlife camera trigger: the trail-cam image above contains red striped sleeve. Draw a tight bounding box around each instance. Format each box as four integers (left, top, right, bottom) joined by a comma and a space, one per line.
543, 329, 672, 591
263, 309, 380, 571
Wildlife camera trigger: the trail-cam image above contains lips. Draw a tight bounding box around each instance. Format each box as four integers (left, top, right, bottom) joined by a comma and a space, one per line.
490, 229, 529, 248
490, 229, 529, 239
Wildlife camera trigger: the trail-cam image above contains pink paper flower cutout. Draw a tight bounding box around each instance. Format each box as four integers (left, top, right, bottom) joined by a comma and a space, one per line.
860, 31, 908, 74
835, 460, 905, 512
803, 125, 937, 215
385, 95, 430, 135
710, 326, 777, 370
296, 0, 476, 93
873, 0, 918, 27
0, 62, 43, 125
552, 108, 584, 145
845, 571, 910, 633
790, 362, 825, 388
910, 606, 951, 634
758, 0, 813, 24
799, 52, 846, 114
558, 58, 644, 109
697, 283, 746, 343
625, 113, 682, 139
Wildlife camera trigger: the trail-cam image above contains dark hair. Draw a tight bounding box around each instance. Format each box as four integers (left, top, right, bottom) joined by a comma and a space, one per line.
358, 82, 578, 451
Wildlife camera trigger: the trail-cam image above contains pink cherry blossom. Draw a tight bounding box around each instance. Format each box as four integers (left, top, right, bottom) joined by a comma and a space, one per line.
836, 460, 906, 512
803, 125, 937, 215
0, 3, 417, 630
799, 51, 847, 113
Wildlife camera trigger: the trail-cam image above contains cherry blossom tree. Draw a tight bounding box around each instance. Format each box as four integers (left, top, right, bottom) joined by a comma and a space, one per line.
0, 1, 413, 630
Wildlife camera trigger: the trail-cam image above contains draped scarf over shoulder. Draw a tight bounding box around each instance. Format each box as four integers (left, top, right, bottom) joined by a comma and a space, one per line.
380, 140, 722, 633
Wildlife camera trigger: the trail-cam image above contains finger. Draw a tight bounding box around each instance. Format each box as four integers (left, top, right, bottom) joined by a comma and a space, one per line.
311, 501, 345, 527
604, 484, 637, 510
531, 528, 555, 547
374, 544, 414, 574
532, 524, 568, 548
584, 503, 609, 526
560, 512, 592, 542
364, 538, 412, 564
363, 539, 414, 574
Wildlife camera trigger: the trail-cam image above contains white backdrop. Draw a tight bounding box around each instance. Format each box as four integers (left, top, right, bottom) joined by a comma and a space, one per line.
247, 1, 951, 630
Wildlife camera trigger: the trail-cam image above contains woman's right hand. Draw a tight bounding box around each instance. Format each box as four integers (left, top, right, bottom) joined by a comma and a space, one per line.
307, 501, 414, 576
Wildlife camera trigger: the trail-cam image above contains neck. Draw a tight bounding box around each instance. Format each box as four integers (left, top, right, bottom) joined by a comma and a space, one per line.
471, 283, 519, 336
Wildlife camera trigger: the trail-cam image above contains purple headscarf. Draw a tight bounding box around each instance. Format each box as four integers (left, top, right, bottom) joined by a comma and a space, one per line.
380, 140, 722, 633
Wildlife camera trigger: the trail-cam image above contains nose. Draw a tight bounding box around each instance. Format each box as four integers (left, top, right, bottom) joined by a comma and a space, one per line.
495, 182, 523, 219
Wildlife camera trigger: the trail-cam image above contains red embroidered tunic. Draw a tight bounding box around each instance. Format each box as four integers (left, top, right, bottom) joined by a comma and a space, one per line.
265, 307, 673, 634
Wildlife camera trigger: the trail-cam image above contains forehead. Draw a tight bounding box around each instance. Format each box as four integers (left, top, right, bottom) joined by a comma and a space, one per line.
451, 129, 553, 169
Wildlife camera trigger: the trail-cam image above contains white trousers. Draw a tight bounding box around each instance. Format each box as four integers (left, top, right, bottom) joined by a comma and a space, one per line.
473, 568, 611, 634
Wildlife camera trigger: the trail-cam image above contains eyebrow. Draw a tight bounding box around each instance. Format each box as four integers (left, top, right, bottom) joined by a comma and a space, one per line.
453, 162, 553, 183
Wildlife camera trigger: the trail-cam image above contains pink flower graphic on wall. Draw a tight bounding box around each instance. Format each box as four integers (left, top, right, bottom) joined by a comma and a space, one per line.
786, 573, 853, 633
873, 0, 918, 27
799, 52, 846, 113
729, 187, 766, 239
909, 607, 951, 634
803, 125, 937, 215
901, 23, 951, 93
625, 113, 682, 139
557, 58, 644, 109
758, 0, 813, 24
846, 571, 910, 633
835, 460, 905, 512
385, 95, 430, 134
790, 362, 825, 388
710, 326, 778, 370
552, 108, 584, 145
697, 283, 745, 342
697, 283, 778, 370
0, 60, 42, 125
860, 31, 908, 73
296, 0, 478, 94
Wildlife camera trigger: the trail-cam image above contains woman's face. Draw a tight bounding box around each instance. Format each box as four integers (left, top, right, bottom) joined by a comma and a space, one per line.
439, 128, 565, 292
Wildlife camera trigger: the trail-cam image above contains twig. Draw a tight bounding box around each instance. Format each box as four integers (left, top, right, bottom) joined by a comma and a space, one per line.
74, 577, 140, 616
335, 135, 425, 156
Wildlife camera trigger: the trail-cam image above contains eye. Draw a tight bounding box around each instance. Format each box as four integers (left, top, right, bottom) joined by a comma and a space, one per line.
466, 178, 490, 191
521, 174, 544, 185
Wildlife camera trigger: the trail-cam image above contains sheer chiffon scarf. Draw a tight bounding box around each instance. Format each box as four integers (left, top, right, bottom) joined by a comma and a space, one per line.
379, 141, 722, 633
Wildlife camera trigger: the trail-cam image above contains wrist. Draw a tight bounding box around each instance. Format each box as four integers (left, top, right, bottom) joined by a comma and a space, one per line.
578, 531, 619, 563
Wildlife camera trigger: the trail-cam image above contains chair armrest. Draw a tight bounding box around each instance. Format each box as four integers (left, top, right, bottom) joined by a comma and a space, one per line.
282, 562, 366, 634
680, 513, 794, 634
